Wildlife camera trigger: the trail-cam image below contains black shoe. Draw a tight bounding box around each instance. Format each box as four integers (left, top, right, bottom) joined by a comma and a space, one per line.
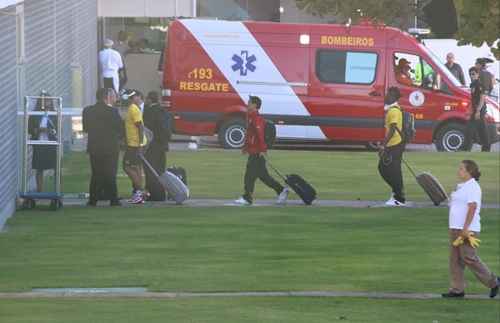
110, 200, 122, 207
441, 291, 465, 298
489, 277, 500, 298
86, 201, 97, 207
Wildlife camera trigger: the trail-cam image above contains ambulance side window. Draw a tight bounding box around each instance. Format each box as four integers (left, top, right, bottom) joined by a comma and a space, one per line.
316, 50, 377, 85
394, 53, 441, 91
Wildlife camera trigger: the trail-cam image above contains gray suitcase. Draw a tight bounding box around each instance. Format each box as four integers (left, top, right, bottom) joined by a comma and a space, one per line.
403, 159, 448, 206
140, 154, 189, 204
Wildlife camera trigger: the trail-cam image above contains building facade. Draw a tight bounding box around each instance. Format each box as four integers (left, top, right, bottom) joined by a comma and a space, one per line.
0, 0, 98, 229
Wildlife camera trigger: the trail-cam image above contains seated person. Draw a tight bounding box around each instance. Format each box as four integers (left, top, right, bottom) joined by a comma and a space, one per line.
395, 58, 414, 86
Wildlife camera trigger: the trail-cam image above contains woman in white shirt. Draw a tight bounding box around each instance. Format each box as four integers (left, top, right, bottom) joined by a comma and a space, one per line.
442, 160, 499, 298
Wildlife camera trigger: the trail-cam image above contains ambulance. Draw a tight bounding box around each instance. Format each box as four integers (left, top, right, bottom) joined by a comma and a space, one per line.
162, 19, 500, 151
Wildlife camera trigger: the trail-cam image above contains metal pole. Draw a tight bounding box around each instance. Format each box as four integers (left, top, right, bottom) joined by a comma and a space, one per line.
22, 97, 28, 195
414, 0, 418, 29
56, 98, 62, 195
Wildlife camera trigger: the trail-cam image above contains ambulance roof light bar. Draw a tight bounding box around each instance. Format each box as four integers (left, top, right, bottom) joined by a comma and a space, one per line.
408, 28, 431, 36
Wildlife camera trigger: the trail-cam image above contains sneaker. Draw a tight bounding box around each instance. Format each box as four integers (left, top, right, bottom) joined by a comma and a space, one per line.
385, 198, 406, 207
234, 197, 251, 206
277, 187, 290, 205
490, 277, 500, 298
441, 291, 465, 298
128, 191, 144, 204
384, 196, 396, 206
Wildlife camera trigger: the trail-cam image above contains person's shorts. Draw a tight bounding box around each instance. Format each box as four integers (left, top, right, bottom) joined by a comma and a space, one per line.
123, 147, 142, 168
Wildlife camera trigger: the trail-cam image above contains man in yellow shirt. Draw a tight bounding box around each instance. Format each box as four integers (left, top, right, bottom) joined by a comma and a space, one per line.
378, 87, 406, 207
123, 89, 147, 204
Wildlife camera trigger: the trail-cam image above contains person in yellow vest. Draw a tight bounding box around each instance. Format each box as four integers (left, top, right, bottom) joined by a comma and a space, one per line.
378, 87, 406, 207
415, 61, 434, 87
123, 89, 147, 204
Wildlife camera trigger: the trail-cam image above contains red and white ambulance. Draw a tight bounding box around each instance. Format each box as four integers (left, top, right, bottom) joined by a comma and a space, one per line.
162, 19, 500, 151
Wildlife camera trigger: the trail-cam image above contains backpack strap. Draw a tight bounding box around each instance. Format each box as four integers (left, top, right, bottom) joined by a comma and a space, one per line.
387, 105, 405, 144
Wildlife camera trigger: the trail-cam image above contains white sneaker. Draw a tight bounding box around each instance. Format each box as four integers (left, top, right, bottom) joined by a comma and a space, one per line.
385, 198, 406, 207
234, 197, 251, 206
384, 195, 396, 206
277, 187, 289, 205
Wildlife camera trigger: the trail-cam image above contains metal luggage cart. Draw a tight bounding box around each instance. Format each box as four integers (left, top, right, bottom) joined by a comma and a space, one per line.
20, 95, 63, 210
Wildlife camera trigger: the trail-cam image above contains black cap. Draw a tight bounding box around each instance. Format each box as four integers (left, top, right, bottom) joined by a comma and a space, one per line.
475, 57, 494, 65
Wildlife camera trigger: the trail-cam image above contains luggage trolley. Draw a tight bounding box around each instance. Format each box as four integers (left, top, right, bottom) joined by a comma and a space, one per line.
20, 95, 63, 210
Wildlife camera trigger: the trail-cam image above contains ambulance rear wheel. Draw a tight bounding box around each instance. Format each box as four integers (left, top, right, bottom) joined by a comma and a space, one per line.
435, 123, 469, 152
219, 118, 246, 149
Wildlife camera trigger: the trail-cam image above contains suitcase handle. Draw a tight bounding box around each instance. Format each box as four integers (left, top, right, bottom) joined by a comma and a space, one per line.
401, 158, 418, 178
263, 156, 287, 182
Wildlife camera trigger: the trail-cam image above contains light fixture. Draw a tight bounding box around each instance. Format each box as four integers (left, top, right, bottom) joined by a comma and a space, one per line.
300, 34, 310, 45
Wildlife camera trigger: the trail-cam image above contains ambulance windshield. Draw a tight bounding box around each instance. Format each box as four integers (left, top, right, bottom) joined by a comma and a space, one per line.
420, 44, 463, 88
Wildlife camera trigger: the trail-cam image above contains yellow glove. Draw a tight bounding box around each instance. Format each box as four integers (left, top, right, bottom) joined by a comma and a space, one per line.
467, 233, 481, 249
452, 233, 481, 248
452, 236, 464, 247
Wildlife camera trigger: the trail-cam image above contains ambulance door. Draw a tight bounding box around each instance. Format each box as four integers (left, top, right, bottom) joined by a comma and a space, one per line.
390, 52, 452, 144
308, 48, 385, 142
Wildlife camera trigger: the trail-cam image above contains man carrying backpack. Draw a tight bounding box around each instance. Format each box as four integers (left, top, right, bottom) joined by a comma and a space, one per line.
234, 96, 289, 205
379, 87, 407, 207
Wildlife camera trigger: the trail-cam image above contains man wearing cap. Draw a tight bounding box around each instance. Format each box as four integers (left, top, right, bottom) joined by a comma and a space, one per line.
445, 53, 465, 86
99, 39, 123, 94
123, 89, 147, 204
395, 59, 413, 87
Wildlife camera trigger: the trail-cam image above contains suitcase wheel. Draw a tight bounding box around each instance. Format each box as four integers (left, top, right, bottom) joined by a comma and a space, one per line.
22, 198, 36, 210
50, 199, 63, 211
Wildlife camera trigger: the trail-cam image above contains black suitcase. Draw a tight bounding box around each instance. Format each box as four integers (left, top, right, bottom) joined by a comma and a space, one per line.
403, 159, 448, 206
267, 160, 317, 205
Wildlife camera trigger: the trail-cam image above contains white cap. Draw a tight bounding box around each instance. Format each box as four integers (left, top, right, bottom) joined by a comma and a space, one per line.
104, 39, 114, 48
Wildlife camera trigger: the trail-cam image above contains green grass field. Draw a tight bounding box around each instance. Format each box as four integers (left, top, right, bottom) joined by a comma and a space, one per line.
2, 150, 499, 322
0, 298, 498, 323
1, 207, 498, 293
61, 150, 500, 203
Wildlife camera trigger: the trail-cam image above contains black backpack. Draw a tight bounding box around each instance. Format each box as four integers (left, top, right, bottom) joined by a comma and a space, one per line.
390, 107, 416, 145
264, 119, 276, 148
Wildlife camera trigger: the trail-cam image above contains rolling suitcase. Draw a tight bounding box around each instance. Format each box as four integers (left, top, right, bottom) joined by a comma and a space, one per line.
402, 159, 448, 206
267, 160, 317, 205
140, 154, 190, 204
166, 166, 187, 201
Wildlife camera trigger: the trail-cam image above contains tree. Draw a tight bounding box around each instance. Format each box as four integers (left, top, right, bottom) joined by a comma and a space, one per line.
295, 0, 500, 58
293, 0, 426, 31
454, 0, 500, 58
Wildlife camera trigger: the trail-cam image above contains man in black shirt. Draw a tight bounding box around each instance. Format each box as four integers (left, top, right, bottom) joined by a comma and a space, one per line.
143, 91, 172, 201
82, 88, 125, 206
445, 53, 465, 86
464, 67, 491, 152
475, 58, 495, 95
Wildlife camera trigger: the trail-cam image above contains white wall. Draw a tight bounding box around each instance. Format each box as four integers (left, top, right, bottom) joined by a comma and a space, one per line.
98, 0, 195, 17
424, 39, 499, 92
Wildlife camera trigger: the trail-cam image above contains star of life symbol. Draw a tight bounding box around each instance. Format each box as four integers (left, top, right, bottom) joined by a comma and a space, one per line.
232, 50, 257, 76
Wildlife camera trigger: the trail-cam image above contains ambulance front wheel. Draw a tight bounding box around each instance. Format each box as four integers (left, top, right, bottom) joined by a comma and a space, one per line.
435, 123, 470, 152
218, 118, 246, 149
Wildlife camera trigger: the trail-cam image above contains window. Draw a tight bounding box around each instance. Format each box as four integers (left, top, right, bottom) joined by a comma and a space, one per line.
316, 50, 377, 85
394, 52, 445, 92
